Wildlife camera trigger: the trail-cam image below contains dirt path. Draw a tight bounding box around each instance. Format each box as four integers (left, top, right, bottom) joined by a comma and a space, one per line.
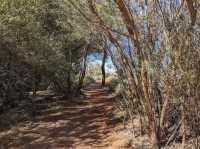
1, 84, 120, 149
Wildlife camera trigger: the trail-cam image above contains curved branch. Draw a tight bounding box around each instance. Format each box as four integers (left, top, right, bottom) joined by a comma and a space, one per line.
186, 0, 197, 26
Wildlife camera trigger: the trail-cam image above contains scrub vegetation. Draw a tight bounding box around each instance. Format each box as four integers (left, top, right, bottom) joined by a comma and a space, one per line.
0, 0, 200, 148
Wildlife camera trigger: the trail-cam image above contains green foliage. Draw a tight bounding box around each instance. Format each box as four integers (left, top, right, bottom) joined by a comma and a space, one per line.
87, 63, 102, 79
106, 77, 119, 91
83, 76, 96, 86
0, 0, 93, 112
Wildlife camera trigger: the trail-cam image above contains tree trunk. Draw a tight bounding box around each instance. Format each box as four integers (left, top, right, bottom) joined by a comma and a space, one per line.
33, 69, 37, 97
113, 0, 159, 147
67, 70, 71, 94
77, 45, 89, 93
33, 67, 41, 97
160, 95, 170, 129
66, 49, 72, 94
186, 0, 197, 26
181, 103, 186, 149
101, 49, 107, 87
4, 50, 12, 108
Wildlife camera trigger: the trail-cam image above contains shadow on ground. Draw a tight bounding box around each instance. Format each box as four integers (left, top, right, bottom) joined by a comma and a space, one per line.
0, 84, 120, 149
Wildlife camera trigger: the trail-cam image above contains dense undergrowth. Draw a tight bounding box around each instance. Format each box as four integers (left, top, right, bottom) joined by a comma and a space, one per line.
0, 0, 200, 148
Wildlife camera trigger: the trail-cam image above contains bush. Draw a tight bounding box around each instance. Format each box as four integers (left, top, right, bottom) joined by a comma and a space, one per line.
83, 76, 96, 86
106, 77, 119, 91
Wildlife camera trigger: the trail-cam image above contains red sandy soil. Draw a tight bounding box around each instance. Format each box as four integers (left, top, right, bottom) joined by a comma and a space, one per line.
0, 84, 123, 149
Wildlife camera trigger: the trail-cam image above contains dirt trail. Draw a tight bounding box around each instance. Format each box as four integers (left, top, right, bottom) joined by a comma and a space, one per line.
1, 84, 120, 149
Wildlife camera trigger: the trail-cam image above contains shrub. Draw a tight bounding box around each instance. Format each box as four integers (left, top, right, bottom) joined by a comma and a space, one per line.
106, 77, 119, 91
83, 76, 96, 86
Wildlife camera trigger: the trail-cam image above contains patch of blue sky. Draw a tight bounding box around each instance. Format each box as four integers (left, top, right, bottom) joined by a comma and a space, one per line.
128, 2, 141, 14
158, 0, 182, 16
105, 57, 116, 73
119, 37, 132, 56
87, 53, 116, 73
159, 0, 181, 8
155, 39, 161, 51
87, 52, 102, 62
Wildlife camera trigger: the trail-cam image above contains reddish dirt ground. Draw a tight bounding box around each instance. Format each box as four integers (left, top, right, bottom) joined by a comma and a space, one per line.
1, 84, 120, 149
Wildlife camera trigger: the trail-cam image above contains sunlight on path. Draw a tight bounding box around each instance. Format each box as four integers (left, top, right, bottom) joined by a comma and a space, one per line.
0, 84, 120, 149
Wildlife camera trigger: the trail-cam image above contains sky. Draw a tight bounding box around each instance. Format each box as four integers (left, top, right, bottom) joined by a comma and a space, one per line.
87, 53, 116, 73
86, 0, 182, 75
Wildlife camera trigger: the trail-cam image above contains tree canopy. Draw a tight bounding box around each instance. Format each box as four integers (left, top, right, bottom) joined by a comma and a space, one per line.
0, 0, 200, 148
